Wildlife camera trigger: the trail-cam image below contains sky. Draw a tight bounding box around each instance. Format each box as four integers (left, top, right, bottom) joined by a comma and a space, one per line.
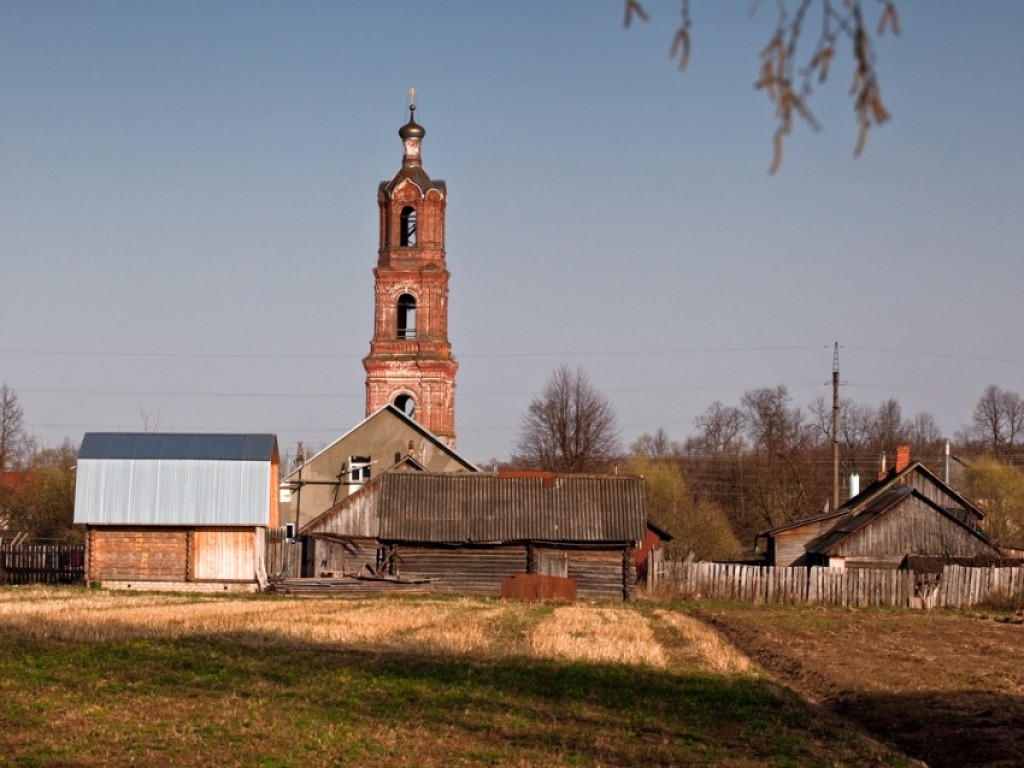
2, 1, 1023, 466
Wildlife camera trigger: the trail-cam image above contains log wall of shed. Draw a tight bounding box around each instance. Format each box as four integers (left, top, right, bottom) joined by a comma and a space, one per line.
88, 526, 261, 585
773, 521, 835, 567
397, 545, 528, 596
89, 528, 188, 582
564, 548, 634, 601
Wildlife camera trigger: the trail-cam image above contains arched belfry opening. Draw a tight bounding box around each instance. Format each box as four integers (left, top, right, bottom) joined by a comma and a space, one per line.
399, 206, 417, 246
364, 91, 458, 447
397, 293, 417, 339
394, 394, 416, 418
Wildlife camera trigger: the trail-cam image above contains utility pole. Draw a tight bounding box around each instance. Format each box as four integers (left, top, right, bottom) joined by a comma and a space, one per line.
832, 342, 841, 512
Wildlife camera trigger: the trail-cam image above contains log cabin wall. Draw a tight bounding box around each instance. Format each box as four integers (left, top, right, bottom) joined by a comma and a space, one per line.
396, 544, 529, 596
87, 526, 262, 587
773, 520, 836, 566
88, 527, 188, 582
565, 548, 632, 600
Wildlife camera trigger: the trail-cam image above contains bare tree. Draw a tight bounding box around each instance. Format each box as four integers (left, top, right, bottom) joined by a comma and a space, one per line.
906, 410, 943, 455
631, 428, 684, 459
0, 384, 26, 472
741, 385, 808, 455
868, 397, 909, 455
624, 0, 899, 171
969, 385, 1024, 457
513, 366, 621, 473
686, 401, 746, 455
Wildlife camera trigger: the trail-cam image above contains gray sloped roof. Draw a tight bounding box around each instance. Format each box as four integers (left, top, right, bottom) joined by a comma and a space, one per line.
79, 433, 277, 462
376, 472, 646, 544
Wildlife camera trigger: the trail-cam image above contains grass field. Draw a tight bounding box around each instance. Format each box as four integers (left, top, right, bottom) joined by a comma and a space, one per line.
0, 587, 908, 767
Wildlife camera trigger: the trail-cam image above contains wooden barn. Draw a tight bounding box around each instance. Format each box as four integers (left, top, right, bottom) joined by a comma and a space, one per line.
280, 404, 477, 530
761, 450, 1002, 569
299, 471, 648, 600
74, 433, 280, 591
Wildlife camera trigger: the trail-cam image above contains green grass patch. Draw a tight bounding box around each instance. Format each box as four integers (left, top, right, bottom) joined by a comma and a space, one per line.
0, 630, 906, 767
0, 591, 915, 766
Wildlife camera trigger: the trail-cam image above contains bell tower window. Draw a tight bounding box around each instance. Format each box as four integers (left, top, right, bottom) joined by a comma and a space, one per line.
394, 394, 416, 418
397, 293, 417, 339
400, 206, 417, 246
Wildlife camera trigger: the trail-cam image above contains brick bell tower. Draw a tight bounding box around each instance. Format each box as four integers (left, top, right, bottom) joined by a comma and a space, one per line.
363, 92, 458, 447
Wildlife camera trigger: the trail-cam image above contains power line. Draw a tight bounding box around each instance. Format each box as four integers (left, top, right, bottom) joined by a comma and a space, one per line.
0, 344, 829, 361
845, 345, 1024, 367
5, 343, 1022, 366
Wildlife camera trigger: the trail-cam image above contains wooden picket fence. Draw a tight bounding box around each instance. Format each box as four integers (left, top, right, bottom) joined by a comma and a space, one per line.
265, 528, 304, 580
656, 561, 1024, 610
0, 543, 86, 585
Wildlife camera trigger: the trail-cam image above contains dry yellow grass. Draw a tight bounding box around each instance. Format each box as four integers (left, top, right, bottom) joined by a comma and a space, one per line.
527, 604, 667, 667
654, 609, 752, 673
0, 587, 752, 673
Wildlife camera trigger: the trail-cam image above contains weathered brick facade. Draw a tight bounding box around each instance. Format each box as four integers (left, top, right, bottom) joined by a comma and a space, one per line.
363, 105, 458, 447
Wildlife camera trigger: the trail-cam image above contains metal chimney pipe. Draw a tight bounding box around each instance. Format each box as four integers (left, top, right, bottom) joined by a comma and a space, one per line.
849, 473, 860, 499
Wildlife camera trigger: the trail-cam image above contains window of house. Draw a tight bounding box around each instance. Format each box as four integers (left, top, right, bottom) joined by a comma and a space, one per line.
397, 293, 417, 339
349, 455, 372, 484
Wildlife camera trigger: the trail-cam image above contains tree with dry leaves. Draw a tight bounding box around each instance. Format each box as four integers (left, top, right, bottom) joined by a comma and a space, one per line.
961, 457, 1024, 548
624, 0, 899, 171
513, 366, 622, 473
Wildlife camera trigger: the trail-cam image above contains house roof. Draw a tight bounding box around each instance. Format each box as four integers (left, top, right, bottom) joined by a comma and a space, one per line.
303, 471, 647, 545
761, 461, 982, 538
805, 485, 998, 556
760, 461, 1001, 561
74, 433, 278, 526
79, 432, 277, 462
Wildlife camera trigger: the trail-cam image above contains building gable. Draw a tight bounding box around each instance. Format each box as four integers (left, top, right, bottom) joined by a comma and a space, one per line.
281, 405, 477, 529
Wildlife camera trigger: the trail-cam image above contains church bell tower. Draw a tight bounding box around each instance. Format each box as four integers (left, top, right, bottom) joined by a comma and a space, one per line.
363, 92, 458, 446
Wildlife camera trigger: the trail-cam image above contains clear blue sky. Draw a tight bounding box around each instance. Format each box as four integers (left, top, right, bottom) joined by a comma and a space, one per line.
2, 1, 1023, 464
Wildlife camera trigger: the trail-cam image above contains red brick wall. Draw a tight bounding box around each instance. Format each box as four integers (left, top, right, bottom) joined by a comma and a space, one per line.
364, 160, 457, 446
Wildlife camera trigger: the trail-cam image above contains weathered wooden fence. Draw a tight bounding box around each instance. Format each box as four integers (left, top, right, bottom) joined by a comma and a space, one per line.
0, 543, 86, 585
265, 528, 303, 579
656, 561, 1024, 610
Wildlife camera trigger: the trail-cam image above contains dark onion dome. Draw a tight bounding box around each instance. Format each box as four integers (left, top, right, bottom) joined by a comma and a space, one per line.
398, 106, 425, 140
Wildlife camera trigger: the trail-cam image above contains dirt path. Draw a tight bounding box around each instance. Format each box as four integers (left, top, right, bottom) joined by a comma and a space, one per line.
693, 606, 1024, 767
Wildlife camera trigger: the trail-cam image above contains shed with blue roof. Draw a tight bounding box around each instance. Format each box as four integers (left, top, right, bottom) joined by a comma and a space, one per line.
74, 432, 280, 591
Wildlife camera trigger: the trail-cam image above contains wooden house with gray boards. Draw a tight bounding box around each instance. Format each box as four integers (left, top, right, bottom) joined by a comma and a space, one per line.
300, 471, 648, 600
761, 456, 1001, 569
280, 404, 477, 531
74, 433, 280, 591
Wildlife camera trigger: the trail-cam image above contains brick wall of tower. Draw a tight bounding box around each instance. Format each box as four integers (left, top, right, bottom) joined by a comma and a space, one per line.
363, 120, 457, 447
370, 268, 451, 343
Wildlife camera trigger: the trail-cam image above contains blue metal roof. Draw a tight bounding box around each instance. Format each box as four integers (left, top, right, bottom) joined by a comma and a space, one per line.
79, 433, 277, 462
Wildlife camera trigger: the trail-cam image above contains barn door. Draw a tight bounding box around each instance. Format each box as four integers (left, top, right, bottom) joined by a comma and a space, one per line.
301, 537, 316, 578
